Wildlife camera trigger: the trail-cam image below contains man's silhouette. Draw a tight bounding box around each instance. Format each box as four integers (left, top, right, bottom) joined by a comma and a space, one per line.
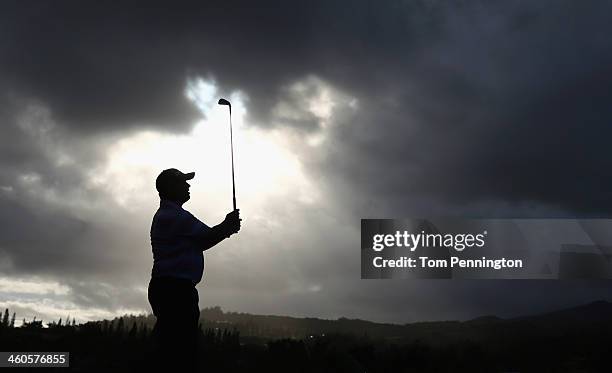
148, 168, 240, 371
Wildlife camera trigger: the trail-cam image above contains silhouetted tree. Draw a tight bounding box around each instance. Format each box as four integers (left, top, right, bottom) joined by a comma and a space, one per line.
23, 317, 43, 329
116, 317, 124, 335
128, 322, 137, 339
2, 309, 9, 327
138, 322, 148, 339
10, 313, 15, 328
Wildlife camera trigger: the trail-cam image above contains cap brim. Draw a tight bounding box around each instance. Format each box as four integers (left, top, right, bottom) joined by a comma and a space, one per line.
183, 172, 195, 180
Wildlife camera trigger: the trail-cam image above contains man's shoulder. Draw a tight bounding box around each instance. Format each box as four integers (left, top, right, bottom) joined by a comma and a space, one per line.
157, 203, 200, 221
152, 204, 180, 225
157, 200, 185, 213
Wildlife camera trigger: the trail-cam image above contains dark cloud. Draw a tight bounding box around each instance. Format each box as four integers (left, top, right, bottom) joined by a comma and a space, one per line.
0, 95, 150, 310
300, 1, 612, 215
1, 0, 612, 322
3, 0, 611, 212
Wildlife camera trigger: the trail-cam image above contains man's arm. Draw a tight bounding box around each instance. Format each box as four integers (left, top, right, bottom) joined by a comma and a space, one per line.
196, 209, 241, 252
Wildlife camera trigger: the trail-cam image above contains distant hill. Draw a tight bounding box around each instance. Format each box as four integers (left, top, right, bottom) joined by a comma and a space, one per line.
518, 299, 612, 325
101, 300, 612, 344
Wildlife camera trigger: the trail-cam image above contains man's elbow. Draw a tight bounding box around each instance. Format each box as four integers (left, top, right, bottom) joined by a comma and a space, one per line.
199, 228, 226, 251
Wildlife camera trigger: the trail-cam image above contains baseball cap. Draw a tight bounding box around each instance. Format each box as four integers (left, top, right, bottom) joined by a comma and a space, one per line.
156, 168, 195, 193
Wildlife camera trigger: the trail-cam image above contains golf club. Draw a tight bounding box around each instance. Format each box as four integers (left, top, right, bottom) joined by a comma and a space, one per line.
218, 98, 237, 210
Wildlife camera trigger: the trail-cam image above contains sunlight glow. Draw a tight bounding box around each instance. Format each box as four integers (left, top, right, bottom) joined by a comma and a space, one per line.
92, 78, 319, 222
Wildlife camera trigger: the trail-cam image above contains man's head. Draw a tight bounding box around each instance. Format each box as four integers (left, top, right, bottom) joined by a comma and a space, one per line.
156, 168, 195, 204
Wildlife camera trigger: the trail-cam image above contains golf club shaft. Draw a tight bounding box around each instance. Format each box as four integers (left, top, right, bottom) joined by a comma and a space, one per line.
229, 106, 236, 210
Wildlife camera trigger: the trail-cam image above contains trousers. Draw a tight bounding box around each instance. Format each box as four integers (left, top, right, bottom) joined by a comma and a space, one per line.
148, 276, 200, 372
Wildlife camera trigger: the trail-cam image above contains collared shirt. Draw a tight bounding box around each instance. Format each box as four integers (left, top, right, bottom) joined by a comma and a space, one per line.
150, 200, 211, 284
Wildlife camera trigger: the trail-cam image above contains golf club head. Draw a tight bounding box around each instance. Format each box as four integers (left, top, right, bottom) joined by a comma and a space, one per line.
218, 98, 231, 107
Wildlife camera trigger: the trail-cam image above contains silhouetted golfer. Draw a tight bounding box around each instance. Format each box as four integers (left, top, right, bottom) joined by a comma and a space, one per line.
148, 168, 240, 371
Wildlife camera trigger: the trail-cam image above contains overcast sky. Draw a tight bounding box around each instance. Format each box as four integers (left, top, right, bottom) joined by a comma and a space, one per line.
1, 0, 612, 325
